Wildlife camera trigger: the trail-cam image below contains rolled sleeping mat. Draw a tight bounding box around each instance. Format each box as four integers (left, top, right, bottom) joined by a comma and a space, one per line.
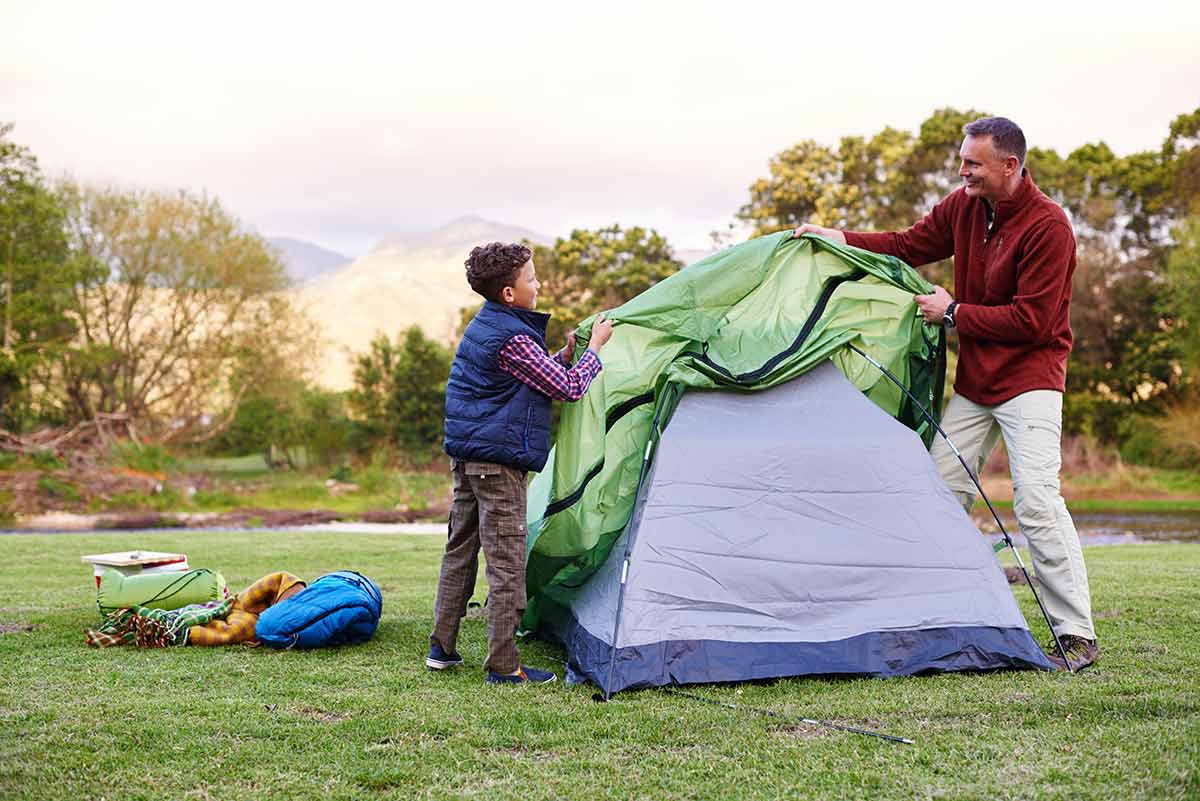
96, 568, 227, 615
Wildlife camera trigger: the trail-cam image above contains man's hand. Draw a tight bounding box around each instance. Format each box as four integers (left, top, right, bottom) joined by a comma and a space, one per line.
588, 314, 614, 351
914, 286, 954, 323
792, 223, 846, 245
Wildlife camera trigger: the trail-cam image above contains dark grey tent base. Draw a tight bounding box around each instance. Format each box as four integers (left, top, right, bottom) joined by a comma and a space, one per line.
545, 604, 1054, 695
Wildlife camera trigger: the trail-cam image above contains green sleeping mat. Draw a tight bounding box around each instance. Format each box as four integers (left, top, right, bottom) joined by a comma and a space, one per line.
96, 568, 227, 615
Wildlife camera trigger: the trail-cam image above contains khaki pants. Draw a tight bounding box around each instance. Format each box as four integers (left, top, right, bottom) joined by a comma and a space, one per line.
430, 460, 529, 674
930, 390, 1095, 640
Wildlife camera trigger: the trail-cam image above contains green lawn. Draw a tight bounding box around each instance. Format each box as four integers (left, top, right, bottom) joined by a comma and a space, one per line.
1, 533, 1197, 800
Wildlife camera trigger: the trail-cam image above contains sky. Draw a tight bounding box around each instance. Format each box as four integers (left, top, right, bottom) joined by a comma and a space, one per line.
3, 0, 1199, 257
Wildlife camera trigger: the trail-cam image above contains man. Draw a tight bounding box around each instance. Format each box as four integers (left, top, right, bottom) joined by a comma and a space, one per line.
794, 117, 1097, 671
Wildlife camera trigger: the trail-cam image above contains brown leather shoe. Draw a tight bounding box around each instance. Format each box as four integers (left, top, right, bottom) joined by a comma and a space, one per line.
1045, 635, 1099, 672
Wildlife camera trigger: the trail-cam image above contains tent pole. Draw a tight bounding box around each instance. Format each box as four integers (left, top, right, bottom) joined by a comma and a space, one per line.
596, 384, 677, 701
847, 344, 1074, 673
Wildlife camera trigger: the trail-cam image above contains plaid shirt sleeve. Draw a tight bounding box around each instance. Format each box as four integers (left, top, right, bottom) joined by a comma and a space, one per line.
497, 335, 602, 401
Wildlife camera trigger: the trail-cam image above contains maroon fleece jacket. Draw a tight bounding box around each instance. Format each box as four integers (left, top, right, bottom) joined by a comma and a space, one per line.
845, 170, 1075, 405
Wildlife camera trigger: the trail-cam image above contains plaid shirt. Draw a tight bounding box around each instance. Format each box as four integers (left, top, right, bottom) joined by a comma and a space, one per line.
497, 335, 602, 401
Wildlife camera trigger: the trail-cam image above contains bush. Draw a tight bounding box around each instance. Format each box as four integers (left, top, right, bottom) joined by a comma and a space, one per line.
349, 327, 451, 461
0, 489, 15, 525
30, 450, 64, 471
36, 474, 80, 502
111, 442, 178, 474
355, 452, 393, 496
1118, 409, 1200, 470
210, 386, 353, 468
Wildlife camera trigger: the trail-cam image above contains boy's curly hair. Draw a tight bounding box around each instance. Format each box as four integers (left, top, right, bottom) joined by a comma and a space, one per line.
464, 242, 532, 302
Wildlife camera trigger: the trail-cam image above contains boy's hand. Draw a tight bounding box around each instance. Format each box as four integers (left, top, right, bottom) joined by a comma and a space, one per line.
564, 331, 577, 354
792, 223, 846, 244
588, 314, 614, 351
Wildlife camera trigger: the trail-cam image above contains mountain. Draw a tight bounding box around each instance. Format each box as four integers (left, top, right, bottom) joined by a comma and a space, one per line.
268, 237, 352, 285
297, 216, 551, 390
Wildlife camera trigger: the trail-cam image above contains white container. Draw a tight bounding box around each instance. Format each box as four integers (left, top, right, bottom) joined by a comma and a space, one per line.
81, 550, 189, 587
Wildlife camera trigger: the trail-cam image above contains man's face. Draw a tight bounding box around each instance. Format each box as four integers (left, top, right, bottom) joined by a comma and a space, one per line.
503, 258, 540, 310
958, 135, 1017, 203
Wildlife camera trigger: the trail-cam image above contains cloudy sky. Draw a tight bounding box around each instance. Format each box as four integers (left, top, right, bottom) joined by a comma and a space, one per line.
4, 1, 1199, 256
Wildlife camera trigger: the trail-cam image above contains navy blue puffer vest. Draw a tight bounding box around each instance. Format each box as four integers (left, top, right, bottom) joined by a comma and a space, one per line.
443, 301, 554, 472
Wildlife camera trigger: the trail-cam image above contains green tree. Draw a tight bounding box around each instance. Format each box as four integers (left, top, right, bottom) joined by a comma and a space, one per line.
455, 225, 683, 351
737, 107, 984, 286
1162, 215, 1200, 379
530, 224, 683, 347
387, 327, 453, 458
348, 332, 399, 447
738, 106, 1200, 441
348, 326, 452, 459
0, 123, 90, 429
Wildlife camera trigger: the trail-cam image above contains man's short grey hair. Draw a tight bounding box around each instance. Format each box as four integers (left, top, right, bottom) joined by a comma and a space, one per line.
963, 117, 1026, 167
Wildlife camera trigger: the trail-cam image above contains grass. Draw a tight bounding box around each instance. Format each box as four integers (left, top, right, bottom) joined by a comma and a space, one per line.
1, 533, 1198, 800
185, 470, 449, 516
980, 497, 1200, 514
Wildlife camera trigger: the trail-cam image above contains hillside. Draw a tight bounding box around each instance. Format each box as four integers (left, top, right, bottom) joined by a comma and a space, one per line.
297, 216, 551, 389
267, 237, 352, 285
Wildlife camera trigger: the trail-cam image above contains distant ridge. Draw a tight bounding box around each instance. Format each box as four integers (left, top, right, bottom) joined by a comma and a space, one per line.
268, 237, 352, 285
371, 215, 550, 256
297, 216, 552, 390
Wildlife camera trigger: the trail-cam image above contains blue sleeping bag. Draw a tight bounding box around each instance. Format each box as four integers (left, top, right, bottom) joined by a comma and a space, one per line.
255, 570, 382, 649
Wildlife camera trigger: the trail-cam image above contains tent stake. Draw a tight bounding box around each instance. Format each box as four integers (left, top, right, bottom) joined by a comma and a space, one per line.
847, 343, 1074, 673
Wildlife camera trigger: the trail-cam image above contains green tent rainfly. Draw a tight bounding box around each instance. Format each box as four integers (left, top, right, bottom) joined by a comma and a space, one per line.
522, 232, 947, 633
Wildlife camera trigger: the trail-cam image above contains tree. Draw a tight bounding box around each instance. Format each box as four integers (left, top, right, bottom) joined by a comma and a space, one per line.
0, 123, 87, 429
737, 107, 985, 286
42, 183, 318, 443
348, 326, 452, 459
1162, 215, 1200, 380
529, 224, 683, 347
738, 106, 1200, 442
348, 332, 399, 447
387, 327, 453, 458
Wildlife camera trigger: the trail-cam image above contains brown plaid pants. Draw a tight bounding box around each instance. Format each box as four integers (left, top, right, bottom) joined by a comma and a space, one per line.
430, 459, 529, 674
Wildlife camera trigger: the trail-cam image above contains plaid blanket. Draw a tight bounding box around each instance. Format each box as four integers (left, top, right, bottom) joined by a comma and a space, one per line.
84, 571, 305, 648
85, 600, 233, 648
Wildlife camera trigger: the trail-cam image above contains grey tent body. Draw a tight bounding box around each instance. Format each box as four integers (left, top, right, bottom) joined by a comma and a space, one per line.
538, 361, 1053, 694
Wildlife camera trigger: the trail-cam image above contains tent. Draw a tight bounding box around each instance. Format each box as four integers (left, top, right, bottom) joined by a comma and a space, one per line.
522, 232, 1052, 694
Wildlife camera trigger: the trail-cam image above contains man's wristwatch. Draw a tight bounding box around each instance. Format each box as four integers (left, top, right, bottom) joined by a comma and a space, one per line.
942, 301, 959, 329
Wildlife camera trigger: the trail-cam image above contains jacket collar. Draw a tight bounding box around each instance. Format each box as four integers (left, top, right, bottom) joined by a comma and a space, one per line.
482, 300, 551, 338
991, 169, 1037, 227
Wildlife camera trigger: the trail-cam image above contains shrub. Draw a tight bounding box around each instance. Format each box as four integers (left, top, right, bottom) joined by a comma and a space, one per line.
111, 442, 178, 474
36, 474, 80, 502
1118, 407, 1200, 470
30, 450, 65, 471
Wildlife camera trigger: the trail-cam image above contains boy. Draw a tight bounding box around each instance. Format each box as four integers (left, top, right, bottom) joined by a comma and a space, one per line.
428, 241, 613, 684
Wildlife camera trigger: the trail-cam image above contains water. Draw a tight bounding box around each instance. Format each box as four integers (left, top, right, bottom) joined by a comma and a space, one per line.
980, 510, 1200, 547
6, 511, 1199, 545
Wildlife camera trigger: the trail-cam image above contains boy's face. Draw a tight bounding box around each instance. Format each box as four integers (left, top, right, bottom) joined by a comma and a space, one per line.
501, 259, 540, 310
